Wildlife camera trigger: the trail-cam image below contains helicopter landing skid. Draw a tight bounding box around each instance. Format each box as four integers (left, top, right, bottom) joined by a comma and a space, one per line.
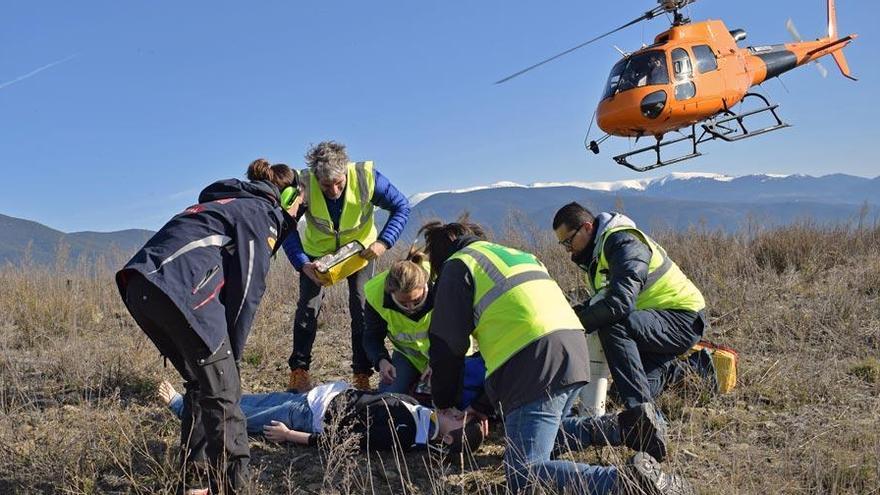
609, 93, 790, 172
702, 93, 790, 142
611, 126, 711, 172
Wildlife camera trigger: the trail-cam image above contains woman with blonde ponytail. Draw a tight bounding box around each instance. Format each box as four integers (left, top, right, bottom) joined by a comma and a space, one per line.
363, 247, 485, 404
362, 247, 432, 394
116, 158, 301, 495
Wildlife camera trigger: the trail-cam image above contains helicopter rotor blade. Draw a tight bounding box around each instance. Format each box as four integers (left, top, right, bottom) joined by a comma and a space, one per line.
785, 18, 827, 78
785, 18, 803, 41
495, 6, 664, 84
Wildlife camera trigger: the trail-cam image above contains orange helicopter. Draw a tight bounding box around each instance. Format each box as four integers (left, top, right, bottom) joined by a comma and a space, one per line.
497, 0, 857, 171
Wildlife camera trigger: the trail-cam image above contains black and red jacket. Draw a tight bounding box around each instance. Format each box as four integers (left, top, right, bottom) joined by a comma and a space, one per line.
116, 179, 293, 358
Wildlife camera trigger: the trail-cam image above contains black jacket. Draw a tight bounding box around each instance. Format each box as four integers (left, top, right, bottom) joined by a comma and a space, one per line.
573, 212, 652, 331
322, 389, 423, 451
116, 179, 292, 358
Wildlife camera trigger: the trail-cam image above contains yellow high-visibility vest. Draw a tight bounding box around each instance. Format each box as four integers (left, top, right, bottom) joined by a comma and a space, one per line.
591, 225, 704, 312
364, 263, 433, 372
448, 241, 583, 376
301, 161, 378, 257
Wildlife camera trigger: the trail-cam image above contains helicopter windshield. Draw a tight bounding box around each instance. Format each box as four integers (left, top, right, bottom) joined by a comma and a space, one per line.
602, 50, 669, 99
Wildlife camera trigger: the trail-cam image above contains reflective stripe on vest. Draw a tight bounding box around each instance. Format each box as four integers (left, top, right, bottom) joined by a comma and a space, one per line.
449, 241, 584, 377
364, 267, 432, 372
301, 161, 378, 256
592, 226, 705, 312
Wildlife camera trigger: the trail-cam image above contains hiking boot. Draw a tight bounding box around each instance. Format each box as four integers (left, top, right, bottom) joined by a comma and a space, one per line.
352, 372, 371, 390
616, 452, 695, 495
619, 402, 668, 462
288, 368, 312, 392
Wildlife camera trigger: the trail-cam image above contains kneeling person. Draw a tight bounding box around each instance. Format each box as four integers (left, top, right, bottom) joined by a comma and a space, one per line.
423, 220, 692, 494
553, 203, 708, 425
363, 249, 485, 406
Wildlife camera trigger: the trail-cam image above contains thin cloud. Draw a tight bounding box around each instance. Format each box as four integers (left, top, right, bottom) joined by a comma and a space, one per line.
166, 187, 202, 201
0, 53, 79, 91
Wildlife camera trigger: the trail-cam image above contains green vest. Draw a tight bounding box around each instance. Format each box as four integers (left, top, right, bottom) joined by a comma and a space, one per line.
364, 266, 432, 372
448, 241, 584, 377
301, 161, 378, 257
591, 225, 705, 312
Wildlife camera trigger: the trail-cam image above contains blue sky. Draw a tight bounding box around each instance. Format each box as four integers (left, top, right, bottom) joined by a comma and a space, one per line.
1, 0, 876, 232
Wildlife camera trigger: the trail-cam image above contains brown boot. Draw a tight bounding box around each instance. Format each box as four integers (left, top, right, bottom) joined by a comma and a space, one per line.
352, 372, 371, 391
288, 368, 311, 392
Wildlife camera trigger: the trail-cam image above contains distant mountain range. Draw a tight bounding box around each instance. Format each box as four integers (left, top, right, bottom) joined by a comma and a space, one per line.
402, 172, 880, 237
0, 213, 153, 267
2, 173, 877, 266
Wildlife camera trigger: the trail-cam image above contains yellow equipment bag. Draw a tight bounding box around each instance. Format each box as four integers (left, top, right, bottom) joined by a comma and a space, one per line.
689, 340, 739, 394
314, 241, 369, 286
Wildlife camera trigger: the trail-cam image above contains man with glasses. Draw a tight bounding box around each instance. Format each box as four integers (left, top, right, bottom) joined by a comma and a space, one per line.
552, 202, 708, 447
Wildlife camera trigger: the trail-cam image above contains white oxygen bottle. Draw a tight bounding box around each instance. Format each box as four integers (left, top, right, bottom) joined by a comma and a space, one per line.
578, 289, 612, 417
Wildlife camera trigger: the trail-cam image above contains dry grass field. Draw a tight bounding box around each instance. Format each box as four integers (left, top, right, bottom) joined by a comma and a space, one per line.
1, 220, 879, 494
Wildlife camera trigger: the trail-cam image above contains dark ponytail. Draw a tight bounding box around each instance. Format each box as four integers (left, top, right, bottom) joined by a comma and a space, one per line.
247, 158, 297, 190
419, 215, 487, 276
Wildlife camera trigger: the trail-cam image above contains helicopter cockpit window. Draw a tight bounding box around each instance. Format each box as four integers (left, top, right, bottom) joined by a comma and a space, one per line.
603, 51, 669, 99
602, 59, 628, 100
692, 45, 718, 73
671, 48, 693, 81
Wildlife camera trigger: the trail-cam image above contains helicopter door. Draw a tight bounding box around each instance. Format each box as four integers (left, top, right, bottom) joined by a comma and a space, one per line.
690, 44, 726, 112
671, 48, 696, 101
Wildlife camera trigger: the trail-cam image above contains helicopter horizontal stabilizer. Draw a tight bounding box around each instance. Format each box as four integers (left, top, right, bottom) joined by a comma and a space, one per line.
830, 44, 856, 81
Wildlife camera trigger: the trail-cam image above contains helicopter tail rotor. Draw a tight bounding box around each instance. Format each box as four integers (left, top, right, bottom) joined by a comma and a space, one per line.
785, 19, 828, 78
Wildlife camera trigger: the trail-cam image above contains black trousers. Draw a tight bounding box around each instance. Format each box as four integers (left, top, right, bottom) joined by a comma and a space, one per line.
288, 259, 375, 374
597, 308, 706, 410
124, 274, 249, 494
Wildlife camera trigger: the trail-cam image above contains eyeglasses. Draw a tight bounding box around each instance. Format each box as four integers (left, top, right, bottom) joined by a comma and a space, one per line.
558, 225, 584, 249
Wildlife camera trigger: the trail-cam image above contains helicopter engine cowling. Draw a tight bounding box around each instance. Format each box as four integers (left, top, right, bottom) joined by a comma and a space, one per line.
729, 29, 747, 42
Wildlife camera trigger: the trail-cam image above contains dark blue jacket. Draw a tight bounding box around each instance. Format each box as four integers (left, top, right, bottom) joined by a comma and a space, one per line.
282, 169, 410, 270
116, 179, 292, 359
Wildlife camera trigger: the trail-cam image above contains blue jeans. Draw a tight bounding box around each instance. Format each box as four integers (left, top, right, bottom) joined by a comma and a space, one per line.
171, 391, 314, 435
557, 413, 623, 451
378, 351, 423, 394
503, 384, 618, 494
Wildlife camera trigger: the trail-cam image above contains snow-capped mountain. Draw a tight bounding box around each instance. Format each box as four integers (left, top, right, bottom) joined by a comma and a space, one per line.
409, 172, 732, 205
401, 173, 878, 236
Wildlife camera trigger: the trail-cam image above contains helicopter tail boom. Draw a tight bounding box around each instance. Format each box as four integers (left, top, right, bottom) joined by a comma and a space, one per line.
747, 0, 856, 85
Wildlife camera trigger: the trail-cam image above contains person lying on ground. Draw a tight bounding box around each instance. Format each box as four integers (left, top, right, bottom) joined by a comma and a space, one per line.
158, 380, 485, 454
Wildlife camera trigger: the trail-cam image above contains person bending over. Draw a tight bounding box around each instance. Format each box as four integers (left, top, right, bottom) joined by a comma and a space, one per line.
423, 219, 693, 495
117, 159, 301, 495
283, 141, 411, 392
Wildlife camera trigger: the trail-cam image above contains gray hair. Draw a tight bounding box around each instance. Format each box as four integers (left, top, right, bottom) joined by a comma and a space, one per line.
306, 141, 349, 181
